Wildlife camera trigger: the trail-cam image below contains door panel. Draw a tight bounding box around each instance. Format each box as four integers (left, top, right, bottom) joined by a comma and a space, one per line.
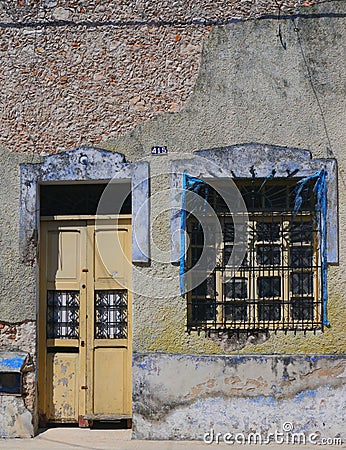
46, 229, 81, 284
93, 347, 127, 415
86, 220, 132, 417
39, 218, 132, 424
39, 221, 86, 423
46, 352, 79, 421
94, 227, 131, 287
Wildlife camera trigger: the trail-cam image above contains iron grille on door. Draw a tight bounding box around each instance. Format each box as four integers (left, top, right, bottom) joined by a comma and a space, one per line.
94, 290, 128, 339
47, 290, 80, 339
187, 179, 323, 334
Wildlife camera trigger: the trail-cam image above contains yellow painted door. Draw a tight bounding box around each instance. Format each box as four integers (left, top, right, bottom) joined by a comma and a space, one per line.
39, 218, 132, 424
87, 219, 132, 418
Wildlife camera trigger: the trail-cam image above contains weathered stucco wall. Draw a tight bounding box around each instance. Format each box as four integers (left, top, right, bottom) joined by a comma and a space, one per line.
132, 354, 346, 441
1, 0, 323, 155
0, 148, 41, 437
125, 3, 345, 439
0, 333, 36, 437
0, 149, 42, 322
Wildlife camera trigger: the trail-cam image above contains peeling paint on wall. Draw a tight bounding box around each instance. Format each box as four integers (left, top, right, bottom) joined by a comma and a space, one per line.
0, 396, 34, 438
132, 353, 346, 440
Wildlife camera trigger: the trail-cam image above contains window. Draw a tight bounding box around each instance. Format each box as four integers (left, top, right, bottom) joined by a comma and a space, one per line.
40, 183, 131, 216
186, 178, 324, 334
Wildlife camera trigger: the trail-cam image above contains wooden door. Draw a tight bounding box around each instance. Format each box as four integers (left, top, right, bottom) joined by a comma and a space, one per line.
38, 217, 132, 425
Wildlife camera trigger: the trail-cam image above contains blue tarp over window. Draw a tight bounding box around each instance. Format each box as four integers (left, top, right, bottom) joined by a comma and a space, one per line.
180, 174, 207, 296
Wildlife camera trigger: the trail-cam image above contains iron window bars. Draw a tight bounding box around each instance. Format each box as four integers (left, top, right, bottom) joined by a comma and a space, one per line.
186, 178, 324, 334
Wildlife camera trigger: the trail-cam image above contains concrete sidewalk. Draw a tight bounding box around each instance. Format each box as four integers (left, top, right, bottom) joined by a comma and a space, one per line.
0, 429, 344, 450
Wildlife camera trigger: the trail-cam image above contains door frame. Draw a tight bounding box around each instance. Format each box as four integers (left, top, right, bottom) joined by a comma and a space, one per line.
19, 149, 150, 428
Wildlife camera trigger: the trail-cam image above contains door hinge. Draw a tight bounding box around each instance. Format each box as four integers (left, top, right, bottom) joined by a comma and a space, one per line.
82, 268, 89, 272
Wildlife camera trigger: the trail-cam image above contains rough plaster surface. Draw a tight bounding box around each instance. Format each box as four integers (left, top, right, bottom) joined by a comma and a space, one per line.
0, 148, 41, 322
132, 353, 346, 440
0, 321, 35, 356
0, 0, 323, 25
104, 1, 346, 159
0, 321, 36, 437
0, 396, 34, 438
0, 1, 328, 155
0, 1, 343, 352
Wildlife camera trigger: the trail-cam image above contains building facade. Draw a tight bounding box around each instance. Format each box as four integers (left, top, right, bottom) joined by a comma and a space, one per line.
0, 0, 345, 441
